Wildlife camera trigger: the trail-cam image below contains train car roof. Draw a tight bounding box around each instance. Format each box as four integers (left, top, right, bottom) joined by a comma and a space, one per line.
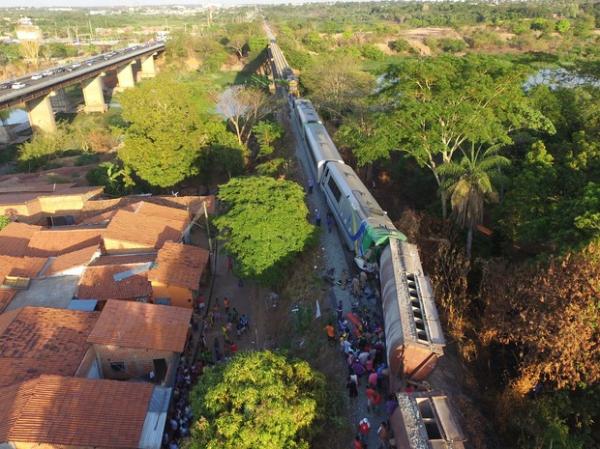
326, 162, 391, 223
379, 239, 445, 351
296, 99, 321, 124
305, 123, 343, 162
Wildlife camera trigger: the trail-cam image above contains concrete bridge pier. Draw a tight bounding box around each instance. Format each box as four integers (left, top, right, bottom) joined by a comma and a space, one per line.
25, 94, 57, 133
0, 123, 11, 144
140, 53, 157, 78
50, 88, 72, 113
82, 73, 107, 113
116, 62, 136, 91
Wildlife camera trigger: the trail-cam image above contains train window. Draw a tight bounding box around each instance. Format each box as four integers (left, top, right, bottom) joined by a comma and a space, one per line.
328, 177, 342, 203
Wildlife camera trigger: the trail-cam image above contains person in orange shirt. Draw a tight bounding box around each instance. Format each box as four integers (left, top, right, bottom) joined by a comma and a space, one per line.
325, 322, 335, 345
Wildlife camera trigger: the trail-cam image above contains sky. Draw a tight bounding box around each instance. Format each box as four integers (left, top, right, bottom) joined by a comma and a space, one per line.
0, 0, 325, 7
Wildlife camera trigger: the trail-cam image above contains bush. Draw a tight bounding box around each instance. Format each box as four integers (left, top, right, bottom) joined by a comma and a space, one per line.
0, 215, 10, 230
438, 38, 467, 53
388, 38, 411, 52
75, 153, 100, 166
360, 44, 385, 61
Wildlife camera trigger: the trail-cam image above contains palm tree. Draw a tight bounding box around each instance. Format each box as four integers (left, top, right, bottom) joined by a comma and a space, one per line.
438, 143, 510, 258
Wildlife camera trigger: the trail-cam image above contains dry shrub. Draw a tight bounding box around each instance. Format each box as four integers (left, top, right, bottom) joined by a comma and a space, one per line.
87, 130, 116, 153
479, 241, 600, 389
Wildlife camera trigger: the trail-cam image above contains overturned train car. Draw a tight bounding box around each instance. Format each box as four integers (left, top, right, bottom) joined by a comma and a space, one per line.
380, 238, 445, 387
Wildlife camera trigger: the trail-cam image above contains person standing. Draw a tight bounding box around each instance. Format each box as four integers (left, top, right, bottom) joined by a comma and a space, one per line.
366, 386, 381, 413
326, 211, 333, 233
346, 375, 358, 399
227, 255, 234, 272
223, 297, 230, 315
358, 418, 371, 446
315, 209, 321, 227
325, 322, 335, 345
377, 421, 390, 449
336, 301, 344, 321
308, 178, 314, 194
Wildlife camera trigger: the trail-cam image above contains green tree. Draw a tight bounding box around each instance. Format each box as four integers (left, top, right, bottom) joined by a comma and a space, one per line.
118, 76, 208, 189
252, 120, 283, 159
438, 143, 510, 257
187, 351, 326, 449
382, 55, 553, 218
214, 176, 316, 285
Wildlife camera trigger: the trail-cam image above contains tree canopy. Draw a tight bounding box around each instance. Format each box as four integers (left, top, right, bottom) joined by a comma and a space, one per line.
118, 76, 208, 188
187, 351, 326, 449
214, 176, 316, 285
381, 55, 554, 217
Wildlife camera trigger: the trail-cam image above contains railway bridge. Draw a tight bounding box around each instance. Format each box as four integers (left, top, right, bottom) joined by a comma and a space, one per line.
0, 42, 165, 135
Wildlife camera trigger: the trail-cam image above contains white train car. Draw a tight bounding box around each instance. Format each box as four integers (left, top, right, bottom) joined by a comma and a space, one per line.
294, 99, 344, 182
320, 161, 400, 254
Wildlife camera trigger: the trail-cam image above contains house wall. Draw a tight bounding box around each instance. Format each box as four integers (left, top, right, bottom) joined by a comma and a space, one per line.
103, 237, 154, 254
93, 343, 177, 384
151, 281, 194, 308
0, 203, 31, 221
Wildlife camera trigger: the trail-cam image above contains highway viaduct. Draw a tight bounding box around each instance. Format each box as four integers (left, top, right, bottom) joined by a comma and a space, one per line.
0, 42, 165, 137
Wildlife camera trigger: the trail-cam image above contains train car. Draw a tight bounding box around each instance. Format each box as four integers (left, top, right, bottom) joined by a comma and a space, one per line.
379, 238, 445, 387
390, 391, 466, 449
295, 99, 321, 125
294, 99, 344, 183
320, 161, 403, 255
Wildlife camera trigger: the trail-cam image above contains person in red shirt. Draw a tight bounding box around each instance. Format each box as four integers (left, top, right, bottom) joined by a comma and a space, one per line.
366, 386, 382, 413
325, 323, 336, 345
358, 418, 370, 445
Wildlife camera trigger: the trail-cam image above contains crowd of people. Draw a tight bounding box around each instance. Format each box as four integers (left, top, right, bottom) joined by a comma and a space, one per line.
326, 269, 398, 449
163, 353, 205, 449
161, 292, 252, 449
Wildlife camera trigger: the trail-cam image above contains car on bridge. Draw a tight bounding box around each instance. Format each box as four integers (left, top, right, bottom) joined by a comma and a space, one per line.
11, 82, 26, 90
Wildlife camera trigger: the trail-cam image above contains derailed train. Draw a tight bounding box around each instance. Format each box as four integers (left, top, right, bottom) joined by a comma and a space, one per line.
268, 37, 466, 449
268, 39, 445, 386
293, 97, 445, 388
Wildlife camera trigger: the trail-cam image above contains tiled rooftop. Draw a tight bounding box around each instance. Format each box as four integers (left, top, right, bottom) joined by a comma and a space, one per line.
43, 245, 100, 276
0, 290, 16, 314
0, 223, 41, 257
0, 375, 153, 448
88, 300, 191, 352
104, 209, 187, 250
77, 262, 153, 301
0, 307, 99, 387
0, 255, 47, 284
148, 242, 209, 290
25, 228, 104, 258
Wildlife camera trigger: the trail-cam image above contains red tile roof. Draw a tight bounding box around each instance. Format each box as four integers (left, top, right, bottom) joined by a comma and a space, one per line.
104, 209, 187, 250
88, 300, 191, 352
0, 290, 16, 314
0, 223, 41, 257
77, 263, 152, 301
0, 307, 99, 387
0, 255, 47, 284
148, 242, 209, 290
0, 375, 153, 448
25, 228, 104, 257
43, 245, 100, 276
